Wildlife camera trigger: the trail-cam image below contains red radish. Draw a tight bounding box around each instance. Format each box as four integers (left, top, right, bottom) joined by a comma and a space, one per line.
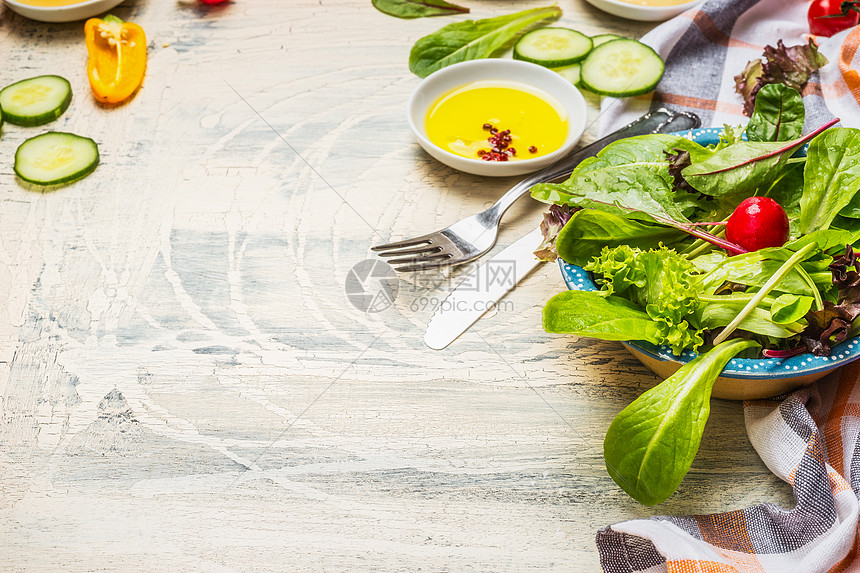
725, 197, 790, 252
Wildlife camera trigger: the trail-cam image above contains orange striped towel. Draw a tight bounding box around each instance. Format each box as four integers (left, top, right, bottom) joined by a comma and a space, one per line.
597, 1, 860, 572
599, 0, 860, 136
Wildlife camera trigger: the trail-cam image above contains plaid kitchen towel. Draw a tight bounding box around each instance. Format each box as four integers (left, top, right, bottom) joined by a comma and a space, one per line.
596, 1, 860, 571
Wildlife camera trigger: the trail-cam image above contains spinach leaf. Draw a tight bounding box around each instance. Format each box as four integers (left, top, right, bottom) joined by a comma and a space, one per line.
542, 291, 662, 343
695, 248, 826, 298
409, 6, 561, 77
373, 0, 468, 18
531, 134, 710, 224
799, 128, 860, 233
681, 120, 835, 198
603, 338, 759, 506
763, 159, 804, 222
746, 84, 804, 142
771, 293, 814, 324
697, 302, 805, 338
785, 228, 860, 254
555, 209, 684, 267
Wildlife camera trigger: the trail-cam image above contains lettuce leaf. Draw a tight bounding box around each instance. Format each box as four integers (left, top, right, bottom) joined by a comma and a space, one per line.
804, 245, 860, 355
585, 245, 704, 354
734, 39, 828, 116
534, 205, 574, 262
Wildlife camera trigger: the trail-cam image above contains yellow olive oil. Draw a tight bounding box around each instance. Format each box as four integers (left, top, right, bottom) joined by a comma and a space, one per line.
425, 81, 569, 161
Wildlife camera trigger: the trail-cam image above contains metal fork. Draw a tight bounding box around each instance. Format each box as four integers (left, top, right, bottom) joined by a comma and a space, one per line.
372, 108, 701, 272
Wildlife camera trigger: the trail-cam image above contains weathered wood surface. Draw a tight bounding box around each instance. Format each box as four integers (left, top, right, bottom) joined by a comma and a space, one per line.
0, 1, 793, 571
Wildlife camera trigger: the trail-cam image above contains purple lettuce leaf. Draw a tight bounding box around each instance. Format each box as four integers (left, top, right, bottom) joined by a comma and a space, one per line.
734, 39, 828, 116
534, 205, 574, 262
802, 245, 860, 355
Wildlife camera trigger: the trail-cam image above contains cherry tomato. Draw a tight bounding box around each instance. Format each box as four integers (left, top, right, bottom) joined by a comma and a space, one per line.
726, 197, 789, 253
809, 0, 860, 37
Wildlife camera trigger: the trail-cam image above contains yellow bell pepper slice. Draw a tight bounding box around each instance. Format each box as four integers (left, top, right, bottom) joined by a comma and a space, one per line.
85, 15, 147, 104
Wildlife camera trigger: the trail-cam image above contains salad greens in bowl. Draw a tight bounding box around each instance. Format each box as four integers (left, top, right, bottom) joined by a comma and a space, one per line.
532, 83, 860, 505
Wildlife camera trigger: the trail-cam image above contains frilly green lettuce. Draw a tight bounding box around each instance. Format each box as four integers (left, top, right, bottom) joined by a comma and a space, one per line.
585, 245, 704, 355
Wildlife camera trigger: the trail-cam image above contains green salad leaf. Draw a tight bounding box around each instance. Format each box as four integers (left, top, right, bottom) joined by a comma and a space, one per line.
771, 293, 814, 324
372, 0, 469, 18
531, 134, 710, 224
681, 120, 834, 198
697, 301, 806, 338
408, 6, 561, 77
543, 291, 662, 343
694, 247, 829, 300
584, 245, 704, 354
746, 83, 805, 142
604, 338, 759, 506
555, 209, 684, 267
799, 128, 860, 233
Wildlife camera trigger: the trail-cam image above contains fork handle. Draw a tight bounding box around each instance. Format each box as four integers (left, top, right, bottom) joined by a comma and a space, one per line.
480, 108, 701, 225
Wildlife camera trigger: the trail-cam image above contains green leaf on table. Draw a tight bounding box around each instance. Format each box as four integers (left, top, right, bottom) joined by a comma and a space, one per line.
372, 0, 469, 18
682, 122, 831, 198
603, 338, 759, 506
409, 6, 561, 77
746, 84, 805, 142
799, 128, 860, 234
555, 209, 684, 267
542, 290, 662, 343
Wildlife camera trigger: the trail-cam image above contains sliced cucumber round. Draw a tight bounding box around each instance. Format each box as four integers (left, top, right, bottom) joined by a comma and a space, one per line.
579, 39, 664, 97
591, 34, 623, 47
514, 27, 593, 68
0, 75, 72, 127
554, 63, 581, 87
14, 132, 99, 186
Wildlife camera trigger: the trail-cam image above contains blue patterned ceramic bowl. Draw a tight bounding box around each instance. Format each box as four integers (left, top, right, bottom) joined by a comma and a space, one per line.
558, 127, 860, 400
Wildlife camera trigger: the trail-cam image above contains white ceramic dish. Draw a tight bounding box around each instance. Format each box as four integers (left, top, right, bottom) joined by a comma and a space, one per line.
4, 0, 125, 23
407, 59, 588, 177
584, 0, 704, 22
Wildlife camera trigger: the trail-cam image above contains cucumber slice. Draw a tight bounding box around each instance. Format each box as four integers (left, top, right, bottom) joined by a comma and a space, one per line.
14, 132, 99, 185
514, 27, 593, 68
554, 63, 581, 87
591, 34, 623, 47
0, 75, 72, 127
580, 39, 664, 97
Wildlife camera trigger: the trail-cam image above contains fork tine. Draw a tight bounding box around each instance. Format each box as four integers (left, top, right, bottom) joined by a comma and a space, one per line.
392, 261, 455, 273
385, 253, 453, 266
377, 245, 443, 258
371, 234, 435, 251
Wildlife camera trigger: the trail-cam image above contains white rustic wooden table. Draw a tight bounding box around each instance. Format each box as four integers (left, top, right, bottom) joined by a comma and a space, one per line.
0, 1, 794, 570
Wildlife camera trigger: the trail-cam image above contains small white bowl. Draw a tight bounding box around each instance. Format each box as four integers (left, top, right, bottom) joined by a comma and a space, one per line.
584, 0, 704, 22
4, 0, 125, 23
408, 59, 587, 177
